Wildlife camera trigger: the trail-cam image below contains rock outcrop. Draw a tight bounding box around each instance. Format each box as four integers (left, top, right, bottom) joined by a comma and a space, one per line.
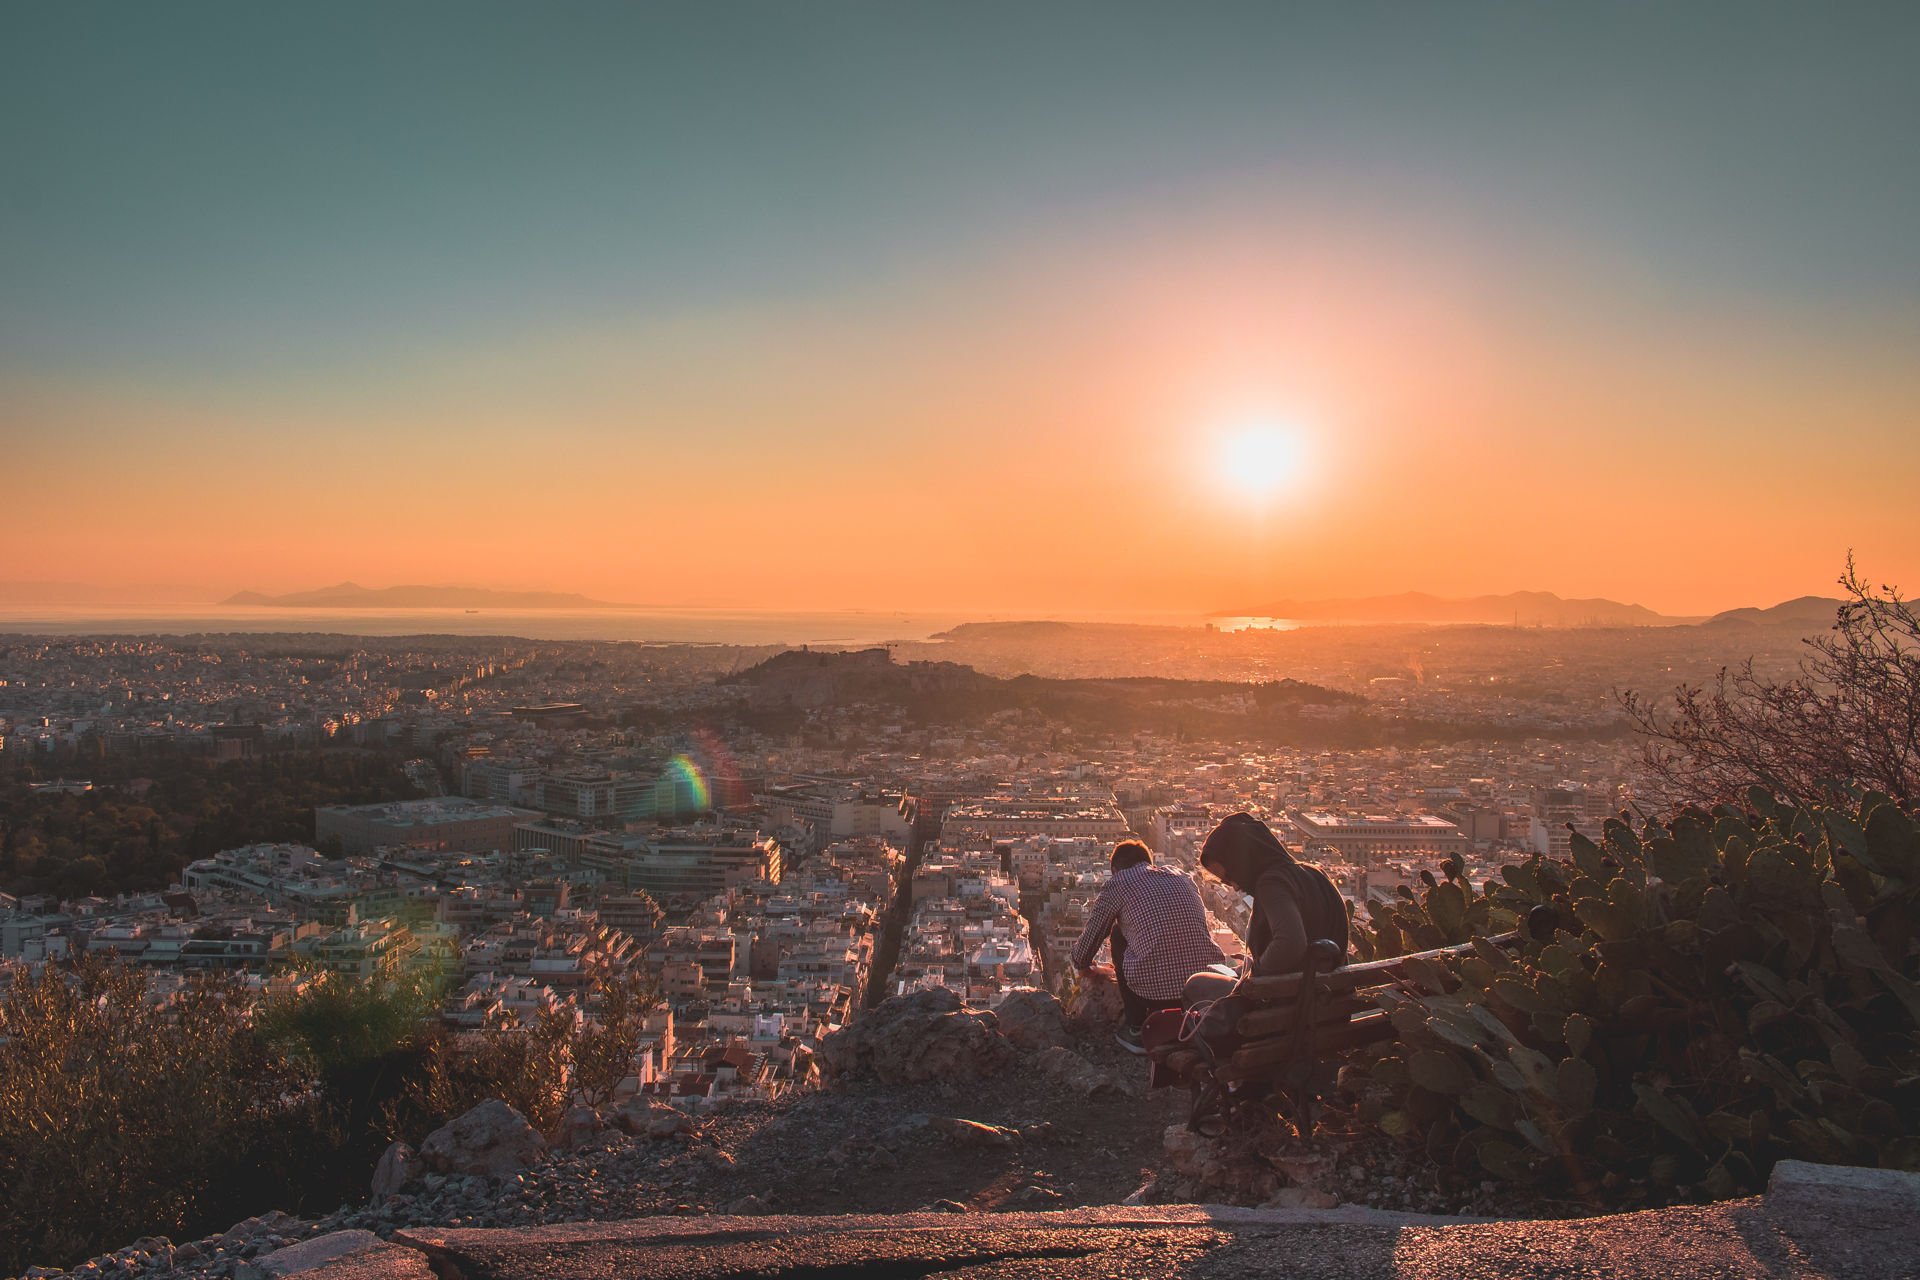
418, 1100, 548, 1178
1031, 1045, 1135, 1097
816, 987, 1015, 1083
614, 1096, 695, 1140
370, 1142, 420, 1200
992, 989, 1069, 1051
1161, 1124, 1280, 1202
1062, 969, 1125, 1030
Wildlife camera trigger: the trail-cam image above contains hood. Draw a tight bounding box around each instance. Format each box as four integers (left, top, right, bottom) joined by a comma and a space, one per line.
1200, 812, 1296, 892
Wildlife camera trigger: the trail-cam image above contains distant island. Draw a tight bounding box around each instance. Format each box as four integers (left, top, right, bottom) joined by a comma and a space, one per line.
1214, 590, 1689, 628
222, 582, 620, 609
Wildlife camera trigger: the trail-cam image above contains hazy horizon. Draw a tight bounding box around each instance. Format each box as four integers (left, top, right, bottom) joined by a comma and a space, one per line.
6, 3, 1917, 614
0, 575, 1860, 621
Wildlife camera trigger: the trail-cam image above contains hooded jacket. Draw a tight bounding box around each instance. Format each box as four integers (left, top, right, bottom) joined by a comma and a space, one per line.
1200, 813, 1349, 976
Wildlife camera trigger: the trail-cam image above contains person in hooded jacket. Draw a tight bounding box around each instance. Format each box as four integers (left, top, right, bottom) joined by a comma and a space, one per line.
1184, 812, 1349, 1006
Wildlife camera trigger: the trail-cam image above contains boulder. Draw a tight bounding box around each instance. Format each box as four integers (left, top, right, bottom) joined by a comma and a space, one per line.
649, 1109, 693, 1139
992, 988, 1069, 1051
1162, 1124, 1279, 1203
816, 987, 1015, 1083
614, 1095, 697, 1138
1032, 1044, 1136, 1097
1062, 969, 1126, 1029
418, 1099, 548, 1178
557, 1104, 603, 1150
370, 1141, 420, 1199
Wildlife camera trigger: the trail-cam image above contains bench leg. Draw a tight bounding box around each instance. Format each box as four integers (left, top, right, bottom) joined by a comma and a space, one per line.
1187, 1068, 1226, 1136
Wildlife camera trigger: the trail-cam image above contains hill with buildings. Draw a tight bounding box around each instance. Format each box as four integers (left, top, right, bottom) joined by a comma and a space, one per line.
719, 647, 1363, 735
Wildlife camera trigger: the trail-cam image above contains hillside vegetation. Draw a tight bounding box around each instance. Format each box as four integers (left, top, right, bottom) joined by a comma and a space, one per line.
1347, 788, 1919, 1205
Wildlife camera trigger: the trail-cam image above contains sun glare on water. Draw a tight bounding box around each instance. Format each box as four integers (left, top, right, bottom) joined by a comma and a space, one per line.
1217, 420, 1308, 501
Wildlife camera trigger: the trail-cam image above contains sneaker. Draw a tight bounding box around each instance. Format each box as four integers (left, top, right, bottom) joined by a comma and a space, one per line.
1115, 1024, 1148, 1055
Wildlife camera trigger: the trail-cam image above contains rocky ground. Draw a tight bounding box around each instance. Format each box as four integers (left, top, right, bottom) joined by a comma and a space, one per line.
18, 984, 1566, 1280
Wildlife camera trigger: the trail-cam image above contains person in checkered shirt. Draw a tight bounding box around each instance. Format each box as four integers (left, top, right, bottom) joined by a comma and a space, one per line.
1071, 839, 1229, 1052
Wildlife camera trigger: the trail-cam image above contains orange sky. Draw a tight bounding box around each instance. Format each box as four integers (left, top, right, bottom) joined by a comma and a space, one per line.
9, 205, 1915, 617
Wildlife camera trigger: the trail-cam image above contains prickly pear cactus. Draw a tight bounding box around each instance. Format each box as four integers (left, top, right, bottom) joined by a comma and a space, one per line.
1347, 788, 1920, 1205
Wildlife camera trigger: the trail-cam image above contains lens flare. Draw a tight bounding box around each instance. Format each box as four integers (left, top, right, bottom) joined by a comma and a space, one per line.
664, 753, 711, 812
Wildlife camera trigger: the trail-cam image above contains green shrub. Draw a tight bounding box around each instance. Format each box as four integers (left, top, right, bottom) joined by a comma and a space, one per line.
251, 969, 447, 1204
255, 967, 444, 1076
1347, 789, 1920, 1204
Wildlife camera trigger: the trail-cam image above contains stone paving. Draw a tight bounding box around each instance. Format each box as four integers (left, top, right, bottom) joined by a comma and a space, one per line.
160, 1162, 1920, 1280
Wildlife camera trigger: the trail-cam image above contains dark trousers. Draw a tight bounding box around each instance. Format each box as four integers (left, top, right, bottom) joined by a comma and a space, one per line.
1111, 929, 1180, 1028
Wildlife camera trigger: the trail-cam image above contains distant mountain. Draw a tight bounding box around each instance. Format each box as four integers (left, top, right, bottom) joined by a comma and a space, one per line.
1702, 596, 1845, 629
220, 582, 619, 609
1216, 590, 1688, 628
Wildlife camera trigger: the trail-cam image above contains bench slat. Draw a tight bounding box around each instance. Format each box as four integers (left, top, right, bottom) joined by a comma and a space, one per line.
1233, 931, 1520, 1003
1227, 1010, 1395, 1072
1234, 993, 1372, 1039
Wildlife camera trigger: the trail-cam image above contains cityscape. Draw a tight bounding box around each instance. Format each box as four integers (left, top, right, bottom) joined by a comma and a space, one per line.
0, 610, 1831, 1114
5, 2, 1917, 1278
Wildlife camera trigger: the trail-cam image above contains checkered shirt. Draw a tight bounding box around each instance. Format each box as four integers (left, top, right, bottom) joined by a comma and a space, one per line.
1070, 862, 1228, 1001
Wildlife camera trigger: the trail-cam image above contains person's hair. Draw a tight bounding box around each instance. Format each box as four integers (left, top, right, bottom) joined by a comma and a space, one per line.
1110, 839, 1151, 872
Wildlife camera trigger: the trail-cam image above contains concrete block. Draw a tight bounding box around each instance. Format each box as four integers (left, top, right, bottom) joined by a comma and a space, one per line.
1766, 1159, 1920, 1222
238, 1231, 434, 1279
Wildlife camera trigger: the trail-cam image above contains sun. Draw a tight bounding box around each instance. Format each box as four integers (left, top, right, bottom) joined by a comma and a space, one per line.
1216, 420, 1307, 500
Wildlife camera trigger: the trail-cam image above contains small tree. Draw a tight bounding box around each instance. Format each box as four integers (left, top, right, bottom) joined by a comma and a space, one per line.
569, 971, 659, 1108
404, 1003, 578, 1134
1624, 561, 1920, 806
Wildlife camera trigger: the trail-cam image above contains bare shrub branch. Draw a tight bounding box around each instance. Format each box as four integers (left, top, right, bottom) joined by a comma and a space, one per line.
1621, 559, 1920, 806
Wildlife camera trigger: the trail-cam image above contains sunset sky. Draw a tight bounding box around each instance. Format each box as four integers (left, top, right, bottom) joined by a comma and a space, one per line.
4, 3, 1917, 615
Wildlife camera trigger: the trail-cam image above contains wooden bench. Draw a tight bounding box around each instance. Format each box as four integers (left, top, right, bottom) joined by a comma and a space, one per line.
1144, 931, 1526, 1138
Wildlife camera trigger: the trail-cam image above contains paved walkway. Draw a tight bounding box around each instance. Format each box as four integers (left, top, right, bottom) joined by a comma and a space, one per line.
247, 1163, 1917, 1280
390, 1193, 1915, 1280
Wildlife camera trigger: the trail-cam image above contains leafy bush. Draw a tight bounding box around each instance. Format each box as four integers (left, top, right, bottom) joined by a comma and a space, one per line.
251, 969, 448, 1204
399, 972, 659, 1129
0, 958, 312, 1272
0, 950, 660, 1269
1347, 789, 1920, 1205
403, 1006, 578, 1135
257, 967, 444, 1074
